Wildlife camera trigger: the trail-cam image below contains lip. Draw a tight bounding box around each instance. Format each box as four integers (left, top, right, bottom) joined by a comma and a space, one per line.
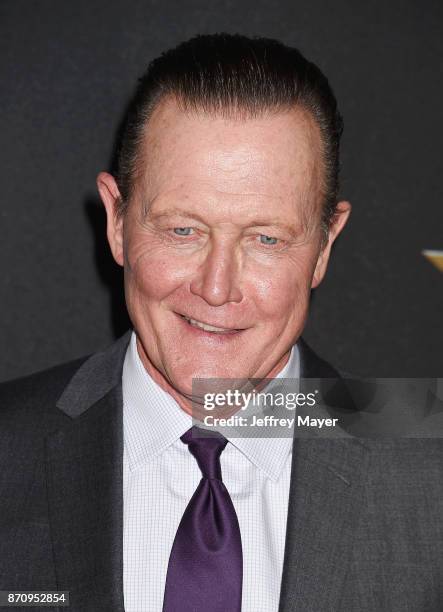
174, 312, 246, 338
175, 312, 245, 332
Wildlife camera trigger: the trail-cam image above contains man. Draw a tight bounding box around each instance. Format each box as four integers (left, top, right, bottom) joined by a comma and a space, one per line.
0, 34, 442, 612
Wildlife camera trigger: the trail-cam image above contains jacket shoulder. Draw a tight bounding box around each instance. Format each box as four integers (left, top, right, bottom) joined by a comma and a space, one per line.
0, 357, 89, 430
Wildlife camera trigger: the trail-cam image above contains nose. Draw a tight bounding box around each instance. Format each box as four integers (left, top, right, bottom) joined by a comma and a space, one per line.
189, 240, 243, 306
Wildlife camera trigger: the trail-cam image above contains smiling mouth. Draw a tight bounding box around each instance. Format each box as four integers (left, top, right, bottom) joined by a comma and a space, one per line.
178, 314, 243, 334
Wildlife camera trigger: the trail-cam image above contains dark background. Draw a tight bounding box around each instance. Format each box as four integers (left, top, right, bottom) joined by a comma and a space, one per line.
1, 0, 442, 382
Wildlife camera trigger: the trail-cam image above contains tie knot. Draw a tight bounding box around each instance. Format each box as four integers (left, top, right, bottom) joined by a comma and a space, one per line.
181, 426, 228, 480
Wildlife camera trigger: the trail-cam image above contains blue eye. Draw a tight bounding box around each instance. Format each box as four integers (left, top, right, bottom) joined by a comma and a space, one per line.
173, 227, 193, 236
260, 234, 278, 245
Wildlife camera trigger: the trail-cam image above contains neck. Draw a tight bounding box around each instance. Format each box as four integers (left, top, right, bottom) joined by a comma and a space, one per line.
135, 334, 292, 420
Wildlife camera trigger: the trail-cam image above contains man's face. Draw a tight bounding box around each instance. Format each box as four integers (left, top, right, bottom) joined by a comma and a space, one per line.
99, 98, 350, 396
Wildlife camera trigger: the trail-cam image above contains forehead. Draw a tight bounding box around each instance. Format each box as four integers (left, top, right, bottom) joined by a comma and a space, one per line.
134, 97, 323, 221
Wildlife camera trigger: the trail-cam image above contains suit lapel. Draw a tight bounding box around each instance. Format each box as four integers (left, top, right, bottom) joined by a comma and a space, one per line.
278, 339, 370, 612
45, 332, 131, 612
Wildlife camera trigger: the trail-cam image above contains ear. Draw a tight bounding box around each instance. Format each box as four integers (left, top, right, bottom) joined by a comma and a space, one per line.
311, 200, 351, 288
96, 172, 124, 267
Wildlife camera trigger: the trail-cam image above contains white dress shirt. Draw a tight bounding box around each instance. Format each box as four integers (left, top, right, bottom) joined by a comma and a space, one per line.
122, 331, 299, 612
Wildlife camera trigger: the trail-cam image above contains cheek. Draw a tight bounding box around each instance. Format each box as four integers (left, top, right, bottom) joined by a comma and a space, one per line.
247, 257, 313, 320
124, 236, 189, 300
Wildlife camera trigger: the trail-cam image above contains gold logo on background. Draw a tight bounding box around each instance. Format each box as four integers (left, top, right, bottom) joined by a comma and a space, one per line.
422, 250, 443, 273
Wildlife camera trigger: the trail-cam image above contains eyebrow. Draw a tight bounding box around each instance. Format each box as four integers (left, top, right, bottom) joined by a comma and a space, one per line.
145, 206, 303, 235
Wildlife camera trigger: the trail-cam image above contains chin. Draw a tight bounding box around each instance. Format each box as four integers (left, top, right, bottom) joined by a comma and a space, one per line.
174, 361, 233, 380
170, 361, 242, 391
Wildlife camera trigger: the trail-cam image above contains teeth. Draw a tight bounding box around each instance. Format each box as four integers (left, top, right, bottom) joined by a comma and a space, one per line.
183, 316, 236, 333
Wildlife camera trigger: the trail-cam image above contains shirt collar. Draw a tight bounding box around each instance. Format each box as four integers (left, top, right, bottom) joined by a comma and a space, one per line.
123, 332, 193, 471
227, 344, 299, 481
122, 330, 299, 481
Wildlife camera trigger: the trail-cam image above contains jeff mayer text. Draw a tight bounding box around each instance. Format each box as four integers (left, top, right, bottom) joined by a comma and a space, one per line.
203, 415, 339, 428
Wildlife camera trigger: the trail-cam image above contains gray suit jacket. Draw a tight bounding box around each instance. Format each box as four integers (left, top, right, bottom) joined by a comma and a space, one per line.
1, 331, 442, 611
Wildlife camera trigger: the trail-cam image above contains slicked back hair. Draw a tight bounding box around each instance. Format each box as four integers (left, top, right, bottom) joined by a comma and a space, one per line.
114, 33, 343, 236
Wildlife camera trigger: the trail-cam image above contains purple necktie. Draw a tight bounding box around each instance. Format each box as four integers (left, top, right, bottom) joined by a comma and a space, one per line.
162, 426, 243, 612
